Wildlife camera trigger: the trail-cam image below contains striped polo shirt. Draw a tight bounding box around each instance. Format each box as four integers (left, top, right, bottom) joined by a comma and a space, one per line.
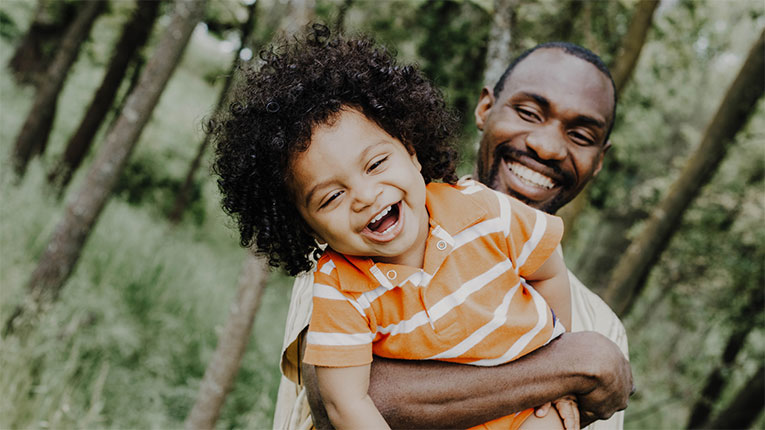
303, 179, 564, 368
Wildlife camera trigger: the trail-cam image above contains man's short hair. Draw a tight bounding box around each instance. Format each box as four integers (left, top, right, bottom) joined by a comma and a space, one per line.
493, 42, 617, 143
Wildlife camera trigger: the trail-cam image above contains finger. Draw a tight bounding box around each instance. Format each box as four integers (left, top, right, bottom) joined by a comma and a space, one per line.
535, 402, 552, 418
560, 401, 579, 430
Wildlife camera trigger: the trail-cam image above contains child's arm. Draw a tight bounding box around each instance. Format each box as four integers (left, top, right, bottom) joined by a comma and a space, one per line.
525, 249, 571, 330
315, 364, 391, 430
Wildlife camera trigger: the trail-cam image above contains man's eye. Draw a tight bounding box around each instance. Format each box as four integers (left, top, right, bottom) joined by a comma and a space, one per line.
319, 191, 343, 209
516, 107, 541, 122
368, 156, 388, 173
569, 131, 595, 145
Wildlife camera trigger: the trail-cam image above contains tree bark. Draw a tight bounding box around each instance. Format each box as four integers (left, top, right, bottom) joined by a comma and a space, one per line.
4, 0, 207, 335
184, 252, 270, 429
183, 7, 312, 426
10, 0, 105, 178
481, 0, 518, 90
7, 0, 77, 85
686, 285, 763, 428
611, 0, 660, 95
701, 365, 765, 430
168, 0, 258, 224
334, 0, 353, 33
602, 28, 765, 316
48, 0, 161, 191
554, 0, 584, 41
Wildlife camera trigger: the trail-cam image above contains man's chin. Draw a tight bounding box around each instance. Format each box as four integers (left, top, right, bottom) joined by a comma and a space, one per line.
505, 187, 566, 214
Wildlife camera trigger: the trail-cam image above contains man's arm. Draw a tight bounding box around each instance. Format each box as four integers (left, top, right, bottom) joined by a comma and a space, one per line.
302, 331, 631, 430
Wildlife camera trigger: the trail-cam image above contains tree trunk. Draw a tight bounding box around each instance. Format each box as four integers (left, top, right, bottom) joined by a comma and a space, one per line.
560, 1, 659, 246
4, 0, 207, 335
481, 0, 518, 90
554, 0, 584, 41
184, 252, 270, 429
611, 0, 660, 95
183, 8, 311, 427
48, 0, 161, 191
334, 0, 353, 33
602, 28, 765, 316
8, 0, 77, 85
701, 365, 765, 430
168, 0, 258, 224
10, 0, 105, 178
686, 286, 764, 428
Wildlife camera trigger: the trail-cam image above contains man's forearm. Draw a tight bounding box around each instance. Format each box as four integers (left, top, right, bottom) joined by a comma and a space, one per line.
302, 331, 632, 430
367, 332, 631, 429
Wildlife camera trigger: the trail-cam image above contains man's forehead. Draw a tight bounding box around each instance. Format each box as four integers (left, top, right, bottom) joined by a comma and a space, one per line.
500, 49, 614, 121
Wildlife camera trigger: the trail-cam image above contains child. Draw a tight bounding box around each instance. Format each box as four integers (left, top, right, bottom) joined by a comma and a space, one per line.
213, 25, 577, 430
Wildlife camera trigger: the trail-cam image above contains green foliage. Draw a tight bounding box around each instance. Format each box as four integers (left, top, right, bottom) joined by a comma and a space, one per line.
2, 0, 764, 428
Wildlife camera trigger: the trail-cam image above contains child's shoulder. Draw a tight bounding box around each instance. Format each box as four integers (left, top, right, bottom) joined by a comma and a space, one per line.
454, 176, 509, 209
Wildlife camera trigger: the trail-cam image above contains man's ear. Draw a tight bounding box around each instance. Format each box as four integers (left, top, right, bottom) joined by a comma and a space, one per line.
593, 140, 612, 177
474, 87, 495, 131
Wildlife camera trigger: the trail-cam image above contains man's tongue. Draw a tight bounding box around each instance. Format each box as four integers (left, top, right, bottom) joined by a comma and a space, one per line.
368, 204, 399, 233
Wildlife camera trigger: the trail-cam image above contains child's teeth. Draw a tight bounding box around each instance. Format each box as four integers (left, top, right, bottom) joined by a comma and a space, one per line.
371, 205, 392, 224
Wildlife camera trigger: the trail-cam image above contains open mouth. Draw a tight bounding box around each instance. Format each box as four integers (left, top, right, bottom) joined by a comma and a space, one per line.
507, 161, 556, 190
361, 202, 403, 243
366, 203, 400, 234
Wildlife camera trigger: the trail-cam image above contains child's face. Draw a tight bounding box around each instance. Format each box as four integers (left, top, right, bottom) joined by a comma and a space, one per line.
289, 109, 429, 267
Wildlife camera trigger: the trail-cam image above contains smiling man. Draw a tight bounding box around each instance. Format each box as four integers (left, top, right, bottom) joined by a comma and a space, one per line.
476, 44, 615, 215
274, 42, 631, 430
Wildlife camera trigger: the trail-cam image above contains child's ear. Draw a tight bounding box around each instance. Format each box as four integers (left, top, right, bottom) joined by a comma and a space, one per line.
410, 152, 422, 172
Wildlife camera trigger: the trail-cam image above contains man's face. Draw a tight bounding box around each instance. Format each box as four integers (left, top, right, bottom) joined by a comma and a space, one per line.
475, 48, 614, 214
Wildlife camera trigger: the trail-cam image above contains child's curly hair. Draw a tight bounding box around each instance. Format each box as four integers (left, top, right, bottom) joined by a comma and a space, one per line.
212, 24, 460, 275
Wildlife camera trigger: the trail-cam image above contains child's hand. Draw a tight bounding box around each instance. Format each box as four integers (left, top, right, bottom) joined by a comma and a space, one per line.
553, 395, 579, 430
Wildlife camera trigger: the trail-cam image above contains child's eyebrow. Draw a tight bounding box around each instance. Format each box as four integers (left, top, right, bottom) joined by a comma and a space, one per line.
359, 140, 391, 163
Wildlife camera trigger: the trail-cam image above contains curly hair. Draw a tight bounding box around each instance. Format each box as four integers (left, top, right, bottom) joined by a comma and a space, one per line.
212, 24, 460, 275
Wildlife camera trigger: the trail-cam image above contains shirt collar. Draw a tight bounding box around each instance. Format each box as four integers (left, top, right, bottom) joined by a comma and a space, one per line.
327, 182, 488, 293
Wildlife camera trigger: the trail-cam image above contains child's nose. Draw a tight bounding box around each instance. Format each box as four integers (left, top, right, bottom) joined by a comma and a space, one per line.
351, 184, 381, 212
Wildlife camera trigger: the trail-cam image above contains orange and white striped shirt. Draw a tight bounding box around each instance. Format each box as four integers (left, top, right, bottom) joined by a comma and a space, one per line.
303, 180, 565, 369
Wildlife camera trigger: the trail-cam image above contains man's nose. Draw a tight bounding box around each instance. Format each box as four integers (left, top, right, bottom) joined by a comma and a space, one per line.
525, 125, 567, 161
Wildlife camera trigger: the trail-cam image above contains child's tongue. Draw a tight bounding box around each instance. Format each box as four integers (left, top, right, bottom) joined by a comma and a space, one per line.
368, 204, 399, 233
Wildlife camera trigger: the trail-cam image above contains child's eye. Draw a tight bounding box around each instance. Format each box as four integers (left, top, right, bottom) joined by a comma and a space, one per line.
367, 156, 388, 173
319, 191, 343, 209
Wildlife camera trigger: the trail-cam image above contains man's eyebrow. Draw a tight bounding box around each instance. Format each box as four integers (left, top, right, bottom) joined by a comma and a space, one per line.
572, 115, 606, 130
516, 92, 550, 109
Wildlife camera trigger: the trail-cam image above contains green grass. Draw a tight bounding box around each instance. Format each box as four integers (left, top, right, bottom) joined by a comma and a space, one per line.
0, 3, 291, 429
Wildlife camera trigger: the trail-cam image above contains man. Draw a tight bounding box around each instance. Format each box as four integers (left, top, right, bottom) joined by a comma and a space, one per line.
274, 42, 632, 430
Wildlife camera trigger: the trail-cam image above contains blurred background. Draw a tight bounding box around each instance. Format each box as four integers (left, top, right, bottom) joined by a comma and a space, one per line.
0, 0, 763, 428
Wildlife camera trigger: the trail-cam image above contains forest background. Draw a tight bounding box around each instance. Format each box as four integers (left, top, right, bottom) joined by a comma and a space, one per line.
0, 0, 762, 429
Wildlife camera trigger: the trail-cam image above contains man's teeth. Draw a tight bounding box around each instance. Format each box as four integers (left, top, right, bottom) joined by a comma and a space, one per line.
369, 205, 393, 225
509, 162, 555, 189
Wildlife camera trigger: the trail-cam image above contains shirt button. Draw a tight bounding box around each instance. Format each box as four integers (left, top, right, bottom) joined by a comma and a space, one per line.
437, 240, 447, 250
386, 270, 397, 280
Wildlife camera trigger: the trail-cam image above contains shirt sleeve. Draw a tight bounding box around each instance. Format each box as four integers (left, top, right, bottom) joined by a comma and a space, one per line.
303, 258, 375, 368
503, 194, 564, 278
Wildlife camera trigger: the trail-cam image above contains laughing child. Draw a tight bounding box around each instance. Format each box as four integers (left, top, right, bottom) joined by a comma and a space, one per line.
213, 25, 577, 430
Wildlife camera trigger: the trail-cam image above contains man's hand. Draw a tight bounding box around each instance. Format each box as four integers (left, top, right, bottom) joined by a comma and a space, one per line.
563, 332, 633, 426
